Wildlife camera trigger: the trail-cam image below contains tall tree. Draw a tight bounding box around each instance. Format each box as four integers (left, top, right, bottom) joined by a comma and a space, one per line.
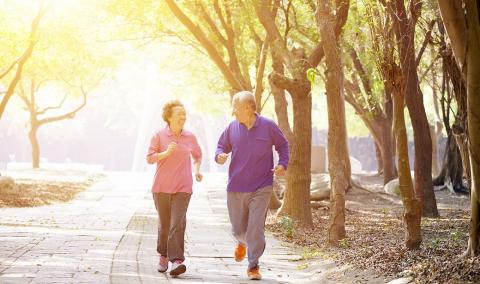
343, 46, 396, 185
389, 0, 439, 217
316, 0, 350, 244
367, 0, 422, 248
256, 0, 314, 226
255, 0, 336, 226
18, 80, 88, 168
342, 4, 397, 184
391, 63, 422, 249
437, 0, 480, 256
432, 23, 469, 194
9, 0, 115, 169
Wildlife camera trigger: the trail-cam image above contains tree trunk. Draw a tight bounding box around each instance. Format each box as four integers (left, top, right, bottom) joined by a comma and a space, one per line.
453, 125, 471, 188
29, 124, 40, 169
433, 132, 466, 193
268, 46, 313, 226
464, 0, 480, 257
430, 124, 440, 177
268, 50, 290, 211
392, 74, 422, 250
317, 0, 350, 245
277, 89, 313, 227
375, 141, 383, 175
379, 112, 396, 184
268, 189, 282, 210
392, 0, 439, 217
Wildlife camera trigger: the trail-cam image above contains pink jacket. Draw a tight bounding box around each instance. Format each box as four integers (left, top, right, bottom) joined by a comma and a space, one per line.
147, 126, 202, 193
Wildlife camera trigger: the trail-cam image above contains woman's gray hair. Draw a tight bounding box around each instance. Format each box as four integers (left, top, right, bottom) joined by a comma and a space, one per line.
232, 91, 256, 110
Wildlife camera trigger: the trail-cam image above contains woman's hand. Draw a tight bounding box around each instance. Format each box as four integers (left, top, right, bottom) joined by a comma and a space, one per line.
165, 142, 177, 156
195, 172, 203, 182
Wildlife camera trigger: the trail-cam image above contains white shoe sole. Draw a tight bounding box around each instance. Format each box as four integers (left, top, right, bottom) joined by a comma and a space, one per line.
169, 264, 186, 276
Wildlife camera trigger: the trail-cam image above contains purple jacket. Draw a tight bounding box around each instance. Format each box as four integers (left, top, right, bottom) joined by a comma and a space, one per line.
215, 115, 289, 192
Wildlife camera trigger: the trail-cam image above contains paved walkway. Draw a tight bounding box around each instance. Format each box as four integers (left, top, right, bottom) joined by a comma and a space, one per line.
0, 172, 387, 283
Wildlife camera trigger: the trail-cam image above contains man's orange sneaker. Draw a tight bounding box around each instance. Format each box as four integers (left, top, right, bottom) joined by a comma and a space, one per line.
247, 266, 262, 280
234, 243, 246, 262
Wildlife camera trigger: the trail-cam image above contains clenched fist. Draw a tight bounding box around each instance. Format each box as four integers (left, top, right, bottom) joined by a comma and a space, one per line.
165, 142, 177, 156
216, 153, 229, 165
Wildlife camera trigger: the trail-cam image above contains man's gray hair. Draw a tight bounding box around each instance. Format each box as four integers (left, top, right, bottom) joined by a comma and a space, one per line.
232, 91, 256, 110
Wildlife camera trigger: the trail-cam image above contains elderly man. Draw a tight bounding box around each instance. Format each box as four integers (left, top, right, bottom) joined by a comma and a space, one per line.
215, 91, 289, 280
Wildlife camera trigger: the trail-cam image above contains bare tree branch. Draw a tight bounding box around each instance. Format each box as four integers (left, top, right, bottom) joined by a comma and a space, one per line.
254, 34, 270, 112
0, 1, 46, 120
38, 86, 87, 126
416, 19, 435, 66
199, 3, 228, 47
165, 0, 244, 91
0, 58, 20, 80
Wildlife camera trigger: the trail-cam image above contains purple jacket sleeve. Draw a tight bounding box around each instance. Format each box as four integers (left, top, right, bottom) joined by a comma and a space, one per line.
270, 122, 289, 170
215, 126, 232, 162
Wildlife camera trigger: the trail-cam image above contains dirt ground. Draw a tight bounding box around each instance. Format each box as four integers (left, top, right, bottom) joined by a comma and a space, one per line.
267, 173, 479, 283
0, 169, 99, 207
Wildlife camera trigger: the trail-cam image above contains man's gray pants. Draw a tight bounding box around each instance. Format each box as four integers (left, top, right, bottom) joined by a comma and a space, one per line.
227, 186, 272, 269
152, 192, 191, 262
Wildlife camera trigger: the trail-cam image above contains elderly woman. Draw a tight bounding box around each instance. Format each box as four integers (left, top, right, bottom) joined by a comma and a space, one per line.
146, 100, 202, 277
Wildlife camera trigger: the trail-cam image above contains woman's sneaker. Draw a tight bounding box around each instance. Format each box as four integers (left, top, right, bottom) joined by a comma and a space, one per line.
157, 256, 168, 273
169, 260, 186, 277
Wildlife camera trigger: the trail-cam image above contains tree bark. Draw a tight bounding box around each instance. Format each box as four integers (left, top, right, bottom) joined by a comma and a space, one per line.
256, 0, 313, 227
28, 125, 40, 169
317, 0, 350, 245
437, 0, 480, 256
375, 141, 384, 175
434, 41, 469, 192
430, 124, 439, 177
379, 106, 396, 184
433, 132, 466, 193
392, 68, 422, 250
344, 48, 396, 184
464, 0, 480, 257
437, 0, 467, 74
391, 0, 439, 217
272, 71, 313, 226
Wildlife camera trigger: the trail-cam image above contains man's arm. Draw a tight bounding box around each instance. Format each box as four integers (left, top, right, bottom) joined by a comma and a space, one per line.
215, 126, 232, 164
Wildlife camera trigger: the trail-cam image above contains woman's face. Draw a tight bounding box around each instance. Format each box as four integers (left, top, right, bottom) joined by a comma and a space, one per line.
168, 106, 186, 130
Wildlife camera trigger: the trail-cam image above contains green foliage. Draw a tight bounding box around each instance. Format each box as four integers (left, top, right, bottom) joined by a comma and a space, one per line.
306, 68, 319, 90
299, 248, 328, 261
426, 238, 442, 249
296, 263, 309, 270
450, 229, 462, 242
339, 238, 349, 248
279, 216, 295, 238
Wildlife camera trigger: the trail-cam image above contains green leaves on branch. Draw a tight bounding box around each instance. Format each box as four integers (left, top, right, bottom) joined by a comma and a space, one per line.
306, 67, 321, 89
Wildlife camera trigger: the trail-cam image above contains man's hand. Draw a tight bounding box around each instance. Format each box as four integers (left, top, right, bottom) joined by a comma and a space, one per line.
195, 172, 203, 182
165, 142, 177, 156
216, 153, 229, 165
272, 165, 286, 176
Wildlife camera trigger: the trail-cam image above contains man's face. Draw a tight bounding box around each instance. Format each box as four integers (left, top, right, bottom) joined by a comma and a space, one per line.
232, 101, 249, 123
